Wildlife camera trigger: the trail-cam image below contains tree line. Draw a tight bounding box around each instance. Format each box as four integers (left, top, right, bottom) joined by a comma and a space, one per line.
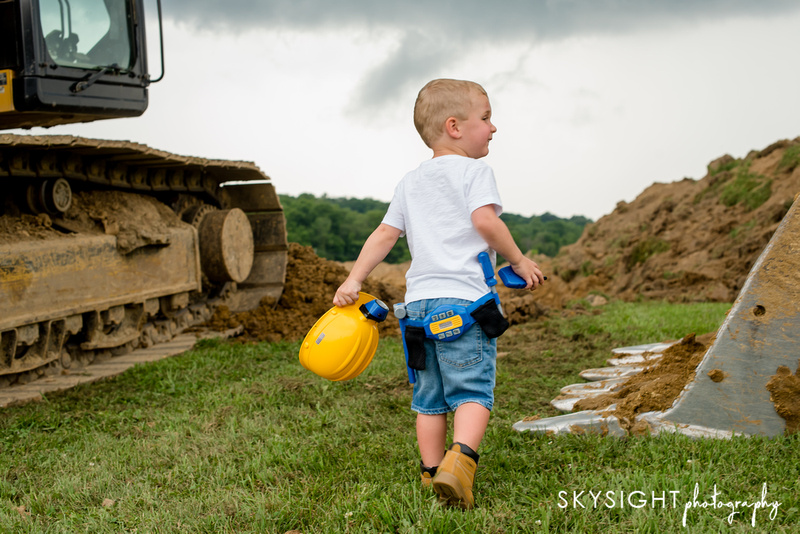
279, 193, 591, 263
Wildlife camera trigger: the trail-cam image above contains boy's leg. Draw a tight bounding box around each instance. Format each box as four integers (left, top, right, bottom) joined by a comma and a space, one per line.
417, 413, 447, 468
453, 402, 490, 451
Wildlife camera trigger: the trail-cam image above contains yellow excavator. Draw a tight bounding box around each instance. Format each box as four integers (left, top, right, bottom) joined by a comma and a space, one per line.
0, 0, 287, 393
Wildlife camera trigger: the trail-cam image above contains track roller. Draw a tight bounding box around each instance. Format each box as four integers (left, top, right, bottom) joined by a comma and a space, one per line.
197, 208, 255, 283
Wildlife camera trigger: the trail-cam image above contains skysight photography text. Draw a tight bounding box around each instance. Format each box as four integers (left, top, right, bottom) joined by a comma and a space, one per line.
557, 482, 781, 527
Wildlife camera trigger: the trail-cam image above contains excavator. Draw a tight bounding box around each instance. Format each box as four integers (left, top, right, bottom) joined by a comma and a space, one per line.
0, 0, 288, 396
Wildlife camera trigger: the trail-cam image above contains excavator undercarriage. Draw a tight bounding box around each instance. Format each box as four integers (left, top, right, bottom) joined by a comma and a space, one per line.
0, 134, 288, 391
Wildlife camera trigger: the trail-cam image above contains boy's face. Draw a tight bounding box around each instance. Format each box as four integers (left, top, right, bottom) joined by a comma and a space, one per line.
458, 92, 497, 159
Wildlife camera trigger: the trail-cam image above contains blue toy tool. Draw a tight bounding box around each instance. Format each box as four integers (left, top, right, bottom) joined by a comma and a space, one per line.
478, 251, 504, 314
498, 265, 528, 288
393, 303, 417, 384
498, 263, 547, 288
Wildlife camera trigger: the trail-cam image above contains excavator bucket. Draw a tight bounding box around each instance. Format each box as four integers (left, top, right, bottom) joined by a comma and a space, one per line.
514, 194, 800, 438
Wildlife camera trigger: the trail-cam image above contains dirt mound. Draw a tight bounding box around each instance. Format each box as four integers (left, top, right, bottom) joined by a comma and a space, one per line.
552, 138, 800, 303
573, 332, 715, 432
208, 243, 406, 342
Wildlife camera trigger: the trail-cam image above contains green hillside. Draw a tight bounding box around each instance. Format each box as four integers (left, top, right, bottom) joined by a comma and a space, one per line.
280, 193, 591, 263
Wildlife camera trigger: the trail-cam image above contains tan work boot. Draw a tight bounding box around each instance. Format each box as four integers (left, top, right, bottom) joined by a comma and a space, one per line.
420, 461, 437, 489
432, 442, 479, 509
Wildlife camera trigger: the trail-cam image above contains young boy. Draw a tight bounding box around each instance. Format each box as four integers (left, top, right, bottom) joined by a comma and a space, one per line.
333, 78, 544, 509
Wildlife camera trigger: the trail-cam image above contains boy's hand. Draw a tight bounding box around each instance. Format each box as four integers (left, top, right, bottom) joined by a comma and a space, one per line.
332, 223, 402, 307
471, 206, 545, 289
333, 278, 362, 307
511, 257, 546, 290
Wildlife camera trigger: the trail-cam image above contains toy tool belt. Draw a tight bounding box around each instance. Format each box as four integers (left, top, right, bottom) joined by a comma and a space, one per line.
394, 291, 509, 384
394, 252, 525, 384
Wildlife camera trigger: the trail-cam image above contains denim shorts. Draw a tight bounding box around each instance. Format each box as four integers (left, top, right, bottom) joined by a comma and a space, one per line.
407, 298, 497, 415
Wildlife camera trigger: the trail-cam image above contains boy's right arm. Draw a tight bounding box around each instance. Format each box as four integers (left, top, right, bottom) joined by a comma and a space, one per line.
471, 205, 545, 289
333, 223, 402, 307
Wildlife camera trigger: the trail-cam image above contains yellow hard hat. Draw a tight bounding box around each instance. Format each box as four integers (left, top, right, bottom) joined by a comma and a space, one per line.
299, 292, 388, 381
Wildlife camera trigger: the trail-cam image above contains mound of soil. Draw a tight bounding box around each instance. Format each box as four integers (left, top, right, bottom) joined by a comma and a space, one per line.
572, 332, 715, 433
208, 243, 406, 342
551, 137, 800, 304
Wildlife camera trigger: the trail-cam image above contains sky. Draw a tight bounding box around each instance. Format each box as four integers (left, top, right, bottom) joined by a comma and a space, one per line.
15, 0, 800, 221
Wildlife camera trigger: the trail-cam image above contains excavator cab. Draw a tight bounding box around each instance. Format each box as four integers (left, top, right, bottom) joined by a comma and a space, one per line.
0, 0, 162, 129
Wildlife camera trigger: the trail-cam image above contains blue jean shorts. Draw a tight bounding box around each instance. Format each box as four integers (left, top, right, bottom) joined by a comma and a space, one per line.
407, 298, 497, 415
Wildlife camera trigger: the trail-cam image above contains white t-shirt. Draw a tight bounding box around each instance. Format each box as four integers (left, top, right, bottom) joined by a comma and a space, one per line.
382, 155, 503, 303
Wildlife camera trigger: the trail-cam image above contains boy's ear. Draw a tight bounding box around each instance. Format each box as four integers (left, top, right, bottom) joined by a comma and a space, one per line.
444, 116, 462, 139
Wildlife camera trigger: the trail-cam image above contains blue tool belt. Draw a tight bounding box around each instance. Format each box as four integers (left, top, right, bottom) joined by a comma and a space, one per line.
394, 252, 515, 384
396, 253, 516, 383
396, 291, 509, 384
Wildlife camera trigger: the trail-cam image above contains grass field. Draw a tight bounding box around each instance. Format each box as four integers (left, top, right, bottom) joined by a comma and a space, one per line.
0, 301, 797, 533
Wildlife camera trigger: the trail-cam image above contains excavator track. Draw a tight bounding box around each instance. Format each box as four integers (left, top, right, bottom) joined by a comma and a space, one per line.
0, 134, 288, 398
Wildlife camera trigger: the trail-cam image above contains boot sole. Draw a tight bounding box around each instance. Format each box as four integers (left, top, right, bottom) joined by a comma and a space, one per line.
432, 472, 474, 510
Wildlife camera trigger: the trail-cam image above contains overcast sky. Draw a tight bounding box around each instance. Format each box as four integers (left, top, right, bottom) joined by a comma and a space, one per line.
18, 0, 800, 220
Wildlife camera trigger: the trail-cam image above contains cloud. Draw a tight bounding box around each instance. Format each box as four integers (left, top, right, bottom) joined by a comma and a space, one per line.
343, 30, 461, 117
164, 0, 799, 36
163, 0, 800, 113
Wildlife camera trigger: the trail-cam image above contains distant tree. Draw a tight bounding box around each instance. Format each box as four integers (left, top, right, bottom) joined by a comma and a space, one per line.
500, 212, 590, 259
280, 194, 590, 263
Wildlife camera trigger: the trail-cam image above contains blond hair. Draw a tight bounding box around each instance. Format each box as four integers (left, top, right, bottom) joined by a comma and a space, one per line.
413, 79, 488, 148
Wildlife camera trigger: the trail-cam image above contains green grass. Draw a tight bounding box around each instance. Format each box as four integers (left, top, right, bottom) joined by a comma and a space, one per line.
625, 237, 671, 270
777, 144, 800, 172
1, 301, 798, 533
718, 162, 773, 211
694, 157, 774, 212
708, 158, 738, 177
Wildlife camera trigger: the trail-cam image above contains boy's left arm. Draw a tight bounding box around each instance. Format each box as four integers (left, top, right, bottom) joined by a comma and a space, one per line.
471, 205, 545, 289
333, 223, 402, 307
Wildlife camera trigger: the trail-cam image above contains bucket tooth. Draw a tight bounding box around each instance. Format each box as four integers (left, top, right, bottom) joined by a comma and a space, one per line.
559, 376, 628, 396
607, 353, 664, 366
579, 363, 644, 381
610, 341, 676, 355
550, 397, 580, 413
606, 341, 674, 366
551, 378, 628, 413
513, 409, 627, 437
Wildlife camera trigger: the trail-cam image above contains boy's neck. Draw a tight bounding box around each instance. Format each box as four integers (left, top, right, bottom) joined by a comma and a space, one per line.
431, 145, 473, 159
